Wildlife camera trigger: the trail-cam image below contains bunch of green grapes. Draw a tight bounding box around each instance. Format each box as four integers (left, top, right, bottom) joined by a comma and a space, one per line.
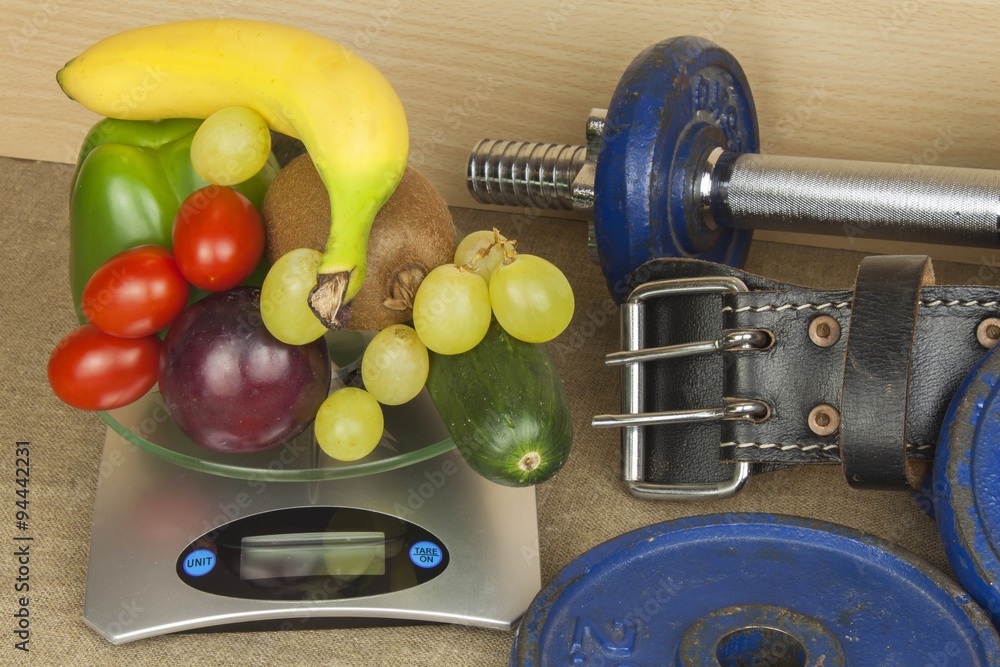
414, 228, 574, 353
314, 324, 431, 462
260, 227, 575, 463
260, 249, 433, 462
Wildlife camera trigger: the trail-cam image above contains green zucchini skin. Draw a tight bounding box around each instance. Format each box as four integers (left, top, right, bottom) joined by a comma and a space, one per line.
425, 319, 573, 487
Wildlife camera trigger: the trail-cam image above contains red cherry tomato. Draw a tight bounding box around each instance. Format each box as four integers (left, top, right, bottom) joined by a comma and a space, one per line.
48, 325, 162, 411
82, 245, 190, 338
172, 185, 265, 291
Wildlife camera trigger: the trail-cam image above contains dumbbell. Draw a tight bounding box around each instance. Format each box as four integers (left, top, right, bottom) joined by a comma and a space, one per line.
467, 36, 1000, 301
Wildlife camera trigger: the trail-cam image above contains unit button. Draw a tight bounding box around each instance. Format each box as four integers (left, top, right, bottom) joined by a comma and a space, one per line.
183, 548, 217, 577
409, 541, 444, 569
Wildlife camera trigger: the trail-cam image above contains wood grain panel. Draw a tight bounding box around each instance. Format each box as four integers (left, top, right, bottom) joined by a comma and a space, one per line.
3, 0, 999, 261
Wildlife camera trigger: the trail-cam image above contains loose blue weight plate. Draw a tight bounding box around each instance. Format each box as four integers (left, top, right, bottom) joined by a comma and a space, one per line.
935, 343, 1000, 625
511, 513, 1000, 666
593, 36, 759, 302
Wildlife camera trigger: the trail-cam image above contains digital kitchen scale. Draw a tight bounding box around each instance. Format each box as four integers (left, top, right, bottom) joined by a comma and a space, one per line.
82, 334, 541, 645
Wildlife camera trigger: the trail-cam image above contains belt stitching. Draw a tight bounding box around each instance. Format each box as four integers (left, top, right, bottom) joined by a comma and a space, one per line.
722, 442, 934, 452
721, 299, 999, 314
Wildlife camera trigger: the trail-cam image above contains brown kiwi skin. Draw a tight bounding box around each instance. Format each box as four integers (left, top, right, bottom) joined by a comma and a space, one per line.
261, 154, 457, 331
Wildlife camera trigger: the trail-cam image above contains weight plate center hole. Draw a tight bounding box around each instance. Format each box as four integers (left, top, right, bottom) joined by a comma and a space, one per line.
716, 626, 807, 667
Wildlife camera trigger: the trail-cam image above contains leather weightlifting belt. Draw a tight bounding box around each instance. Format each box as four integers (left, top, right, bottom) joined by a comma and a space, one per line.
592, 255, 1000, 500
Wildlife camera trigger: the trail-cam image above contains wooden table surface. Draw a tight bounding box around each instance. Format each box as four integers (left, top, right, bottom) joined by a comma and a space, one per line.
5, 1, 999, 228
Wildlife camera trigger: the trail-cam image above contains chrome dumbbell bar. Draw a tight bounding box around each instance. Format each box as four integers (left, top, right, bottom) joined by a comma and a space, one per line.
468, 110, 1000, 254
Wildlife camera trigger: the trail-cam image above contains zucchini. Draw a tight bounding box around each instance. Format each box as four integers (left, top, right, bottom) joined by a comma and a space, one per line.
425, 319, 573, 487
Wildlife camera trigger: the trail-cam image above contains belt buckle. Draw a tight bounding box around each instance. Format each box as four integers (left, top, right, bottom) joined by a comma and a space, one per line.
592, 276, 771, 501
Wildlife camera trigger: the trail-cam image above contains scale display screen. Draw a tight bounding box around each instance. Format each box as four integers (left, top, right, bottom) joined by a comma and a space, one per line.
176, 506, 449, 601
240, 532, 387, 580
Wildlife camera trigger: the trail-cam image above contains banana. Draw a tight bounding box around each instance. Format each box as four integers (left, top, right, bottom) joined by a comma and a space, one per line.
56, 19, 409, 328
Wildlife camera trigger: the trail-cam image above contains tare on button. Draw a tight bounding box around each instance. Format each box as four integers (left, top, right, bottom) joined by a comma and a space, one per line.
409, 541, 444, 569
182, 548, 217, 577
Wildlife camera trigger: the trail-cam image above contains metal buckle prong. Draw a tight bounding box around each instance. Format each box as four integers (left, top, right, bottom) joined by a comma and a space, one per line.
603, 329, 771, 366
592, 397, 770, 428
592, 276, 767, 501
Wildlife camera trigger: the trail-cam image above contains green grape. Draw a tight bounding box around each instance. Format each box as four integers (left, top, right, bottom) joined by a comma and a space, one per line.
490, 254, 574, 343
361, 324, 429, 405
191, 107, 272, 186
260, 248, 329, 345
315, 387, 384, 462
412, 264, 491, 355
454, 229, 504, 284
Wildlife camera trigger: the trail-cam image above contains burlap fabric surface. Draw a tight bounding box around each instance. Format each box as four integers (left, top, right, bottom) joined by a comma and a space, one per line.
1, 154, 991, 665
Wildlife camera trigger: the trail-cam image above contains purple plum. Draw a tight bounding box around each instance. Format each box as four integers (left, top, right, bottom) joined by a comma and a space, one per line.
159, 287, 331, 453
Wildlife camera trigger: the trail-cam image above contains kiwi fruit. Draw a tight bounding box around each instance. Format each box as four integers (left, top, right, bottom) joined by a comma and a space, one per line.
262, 155, 457, 331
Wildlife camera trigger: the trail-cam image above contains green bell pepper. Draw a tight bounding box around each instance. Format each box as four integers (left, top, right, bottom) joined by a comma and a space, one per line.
69, 117, 279, 322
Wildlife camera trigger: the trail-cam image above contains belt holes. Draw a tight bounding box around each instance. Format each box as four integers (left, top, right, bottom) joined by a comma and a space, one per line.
754, 329, 775, 351
808, 404, 840, 436
808, 315, 841, 348
976, 317, 1000, 349
751, 405, 772, 424
745, 400, 772, 424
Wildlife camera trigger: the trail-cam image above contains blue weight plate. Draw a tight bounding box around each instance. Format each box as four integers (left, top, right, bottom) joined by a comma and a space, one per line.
511, 513, 1000, 666
935, 344, 1000, 625
594, 36, 759, 302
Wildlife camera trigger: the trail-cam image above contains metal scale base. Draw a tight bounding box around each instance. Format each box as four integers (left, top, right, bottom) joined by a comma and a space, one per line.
83, 423, 540, 645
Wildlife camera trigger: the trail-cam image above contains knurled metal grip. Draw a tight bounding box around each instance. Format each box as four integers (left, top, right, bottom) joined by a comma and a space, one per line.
709, 151, 1000, 248
466, 36, 1000, 302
